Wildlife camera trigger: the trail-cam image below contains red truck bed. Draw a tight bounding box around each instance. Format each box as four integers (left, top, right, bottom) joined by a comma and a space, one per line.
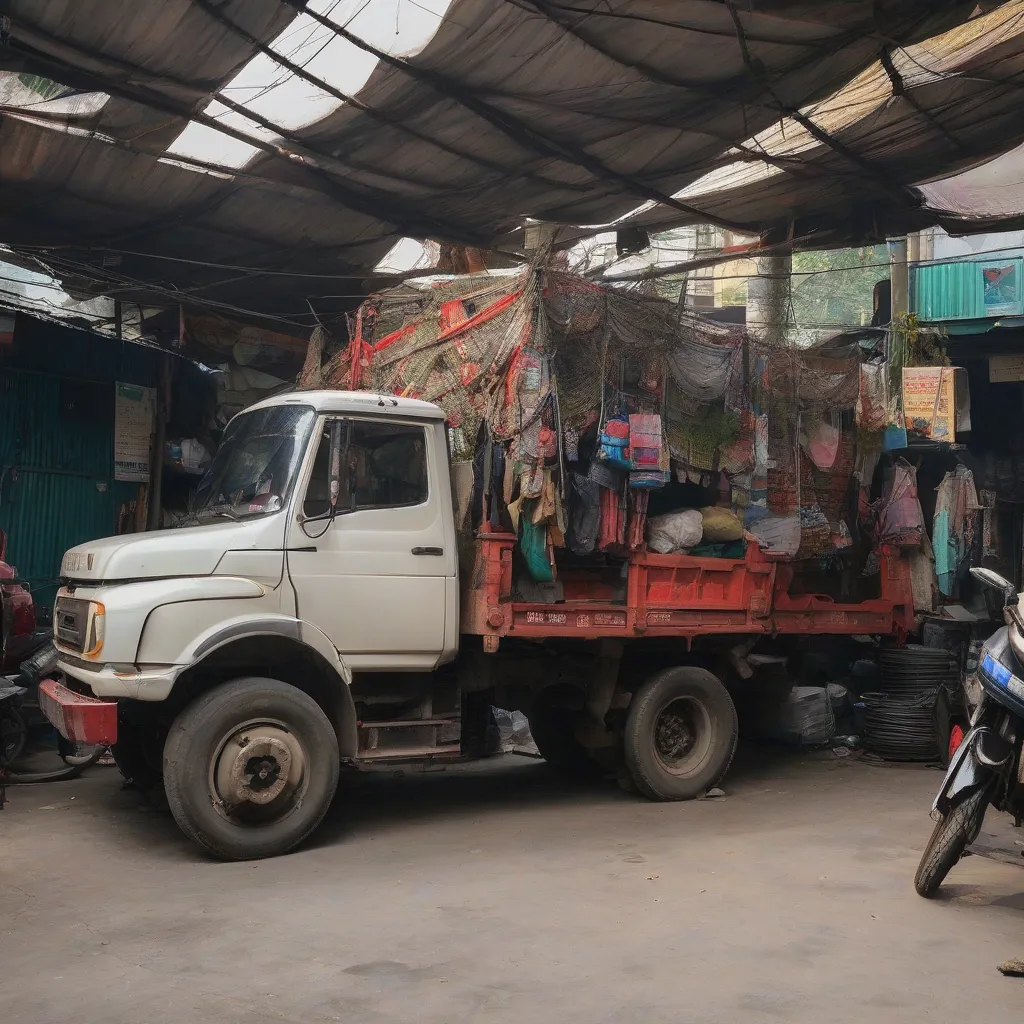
462, 532, 913, 647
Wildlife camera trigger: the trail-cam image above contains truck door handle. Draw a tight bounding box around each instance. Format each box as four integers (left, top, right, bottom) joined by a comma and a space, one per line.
411, 546, 444, 556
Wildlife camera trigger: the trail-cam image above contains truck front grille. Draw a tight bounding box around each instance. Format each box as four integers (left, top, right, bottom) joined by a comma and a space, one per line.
54, 597, 90, 655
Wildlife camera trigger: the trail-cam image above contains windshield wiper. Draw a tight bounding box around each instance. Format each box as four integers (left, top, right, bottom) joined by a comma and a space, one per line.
199, 504, 241, 523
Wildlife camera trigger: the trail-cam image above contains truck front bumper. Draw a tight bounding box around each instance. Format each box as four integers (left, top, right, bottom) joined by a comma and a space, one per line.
56, 656, 179, 701
38, 678, 118, 745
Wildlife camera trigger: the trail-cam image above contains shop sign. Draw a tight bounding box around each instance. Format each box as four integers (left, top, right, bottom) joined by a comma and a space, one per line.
114, 383, 156, 482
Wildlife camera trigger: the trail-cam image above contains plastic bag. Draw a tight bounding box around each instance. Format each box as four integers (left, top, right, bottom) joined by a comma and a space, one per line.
700, 506, 743, 543
647, 509, 703, 553
491, 707, 538, 755
783, 686, 835, 745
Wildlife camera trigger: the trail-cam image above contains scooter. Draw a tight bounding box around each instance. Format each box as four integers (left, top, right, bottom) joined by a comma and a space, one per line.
914, 567, 1024, 897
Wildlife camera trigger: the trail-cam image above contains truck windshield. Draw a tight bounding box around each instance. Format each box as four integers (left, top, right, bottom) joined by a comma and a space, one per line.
190, 404, 315, 522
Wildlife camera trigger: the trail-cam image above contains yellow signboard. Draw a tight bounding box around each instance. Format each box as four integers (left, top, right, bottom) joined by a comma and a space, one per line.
902, 366, 956, 442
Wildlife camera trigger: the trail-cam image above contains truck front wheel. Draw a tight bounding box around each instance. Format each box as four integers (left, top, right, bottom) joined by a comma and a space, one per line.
624, 666, 738, 800
163, 677, 340, 860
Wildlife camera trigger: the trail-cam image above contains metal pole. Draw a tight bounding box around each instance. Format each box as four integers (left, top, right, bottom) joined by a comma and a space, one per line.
146, 354, 169, 531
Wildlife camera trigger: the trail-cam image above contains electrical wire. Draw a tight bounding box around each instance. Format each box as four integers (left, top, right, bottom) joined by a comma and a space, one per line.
16, 247, 391, 279
593, 239, 1024, 282
861, 691, 941, 762
33, 252, 317, 328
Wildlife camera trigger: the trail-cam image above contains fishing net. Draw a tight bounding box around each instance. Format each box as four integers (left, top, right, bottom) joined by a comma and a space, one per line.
298, 267, 867, 561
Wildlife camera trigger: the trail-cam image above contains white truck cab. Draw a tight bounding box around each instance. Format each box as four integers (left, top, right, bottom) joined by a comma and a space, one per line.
50, 391, 463, 858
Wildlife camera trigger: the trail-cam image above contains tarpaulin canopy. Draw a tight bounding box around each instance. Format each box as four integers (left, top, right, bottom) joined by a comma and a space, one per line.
2, 1, 1024, 326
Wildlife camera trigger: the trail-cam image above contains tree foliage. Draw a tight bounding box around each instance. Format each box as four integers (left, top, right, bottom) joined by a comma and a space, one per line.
791, 245, 889, 328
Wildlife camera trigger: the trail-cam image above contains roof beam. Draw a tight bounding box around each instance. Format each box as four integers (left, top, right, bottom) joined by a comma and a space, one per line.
173, 1, 585, 193
3, 37, 484, 243
518, 0, 776, 102
279, 0, 751, 233
879, 46, 970, 157
722, 1, 922, 213
2, 11, 582, 210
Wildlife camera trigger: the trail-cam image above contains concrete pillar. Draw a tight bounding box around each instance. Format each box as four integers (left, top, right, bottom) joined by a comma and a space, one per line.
888, 237, 909, 322
746, 253, 792, 346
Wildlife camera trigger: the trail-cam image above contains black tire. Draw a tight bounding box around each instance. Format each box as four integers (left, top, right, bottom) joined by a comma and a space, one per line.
624, 666, 738, 801
914, 782, 990, 898
527, 687, 600, 778
163, 677, 340, 861
0, 707, 27, 766
6, 763, 81, 783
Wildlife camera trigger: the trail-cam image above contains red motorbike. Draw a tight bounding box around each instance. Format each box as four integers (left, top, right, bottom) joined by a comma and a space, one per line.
0, 531, 97, 793
0, 528, 38, 674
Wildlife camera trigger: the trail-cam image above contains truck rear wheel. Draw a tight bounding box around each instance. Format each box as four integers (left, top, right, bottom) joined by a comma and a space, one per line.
163, 677, 339, 861
624, 666, 738, 801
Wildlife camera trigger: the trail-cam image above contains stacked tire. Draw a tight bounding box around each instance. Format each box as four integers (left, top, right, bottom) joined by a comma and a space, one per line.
862, 645, 957, 762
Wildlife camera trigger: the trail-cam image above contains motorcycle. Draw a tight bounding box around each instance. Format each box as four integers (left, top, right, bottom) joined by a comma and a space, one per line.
0, 680, 81, 804
914, 566, 1024, 897
0, 531, 103, 777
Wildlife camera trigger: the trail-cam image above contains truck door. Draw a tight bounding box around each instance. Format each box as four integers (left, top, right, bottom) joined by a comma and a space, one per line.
287, 416, 450, 670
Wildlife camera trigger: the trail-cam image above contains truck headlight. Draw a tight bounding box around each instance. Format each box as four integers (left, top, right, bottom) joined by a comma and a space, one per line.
83, 602, 105, 659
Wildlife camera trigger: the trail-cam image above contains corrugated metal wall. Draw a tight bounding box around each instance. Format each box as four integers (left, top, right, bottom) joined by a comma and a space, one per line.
913, 256, 1024, 321
0, 316, 160, 611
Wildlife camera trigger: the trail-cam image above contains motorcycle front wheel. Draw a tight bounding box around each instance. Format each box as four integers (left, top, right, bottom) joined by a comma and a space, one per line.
914, 784, 990, 898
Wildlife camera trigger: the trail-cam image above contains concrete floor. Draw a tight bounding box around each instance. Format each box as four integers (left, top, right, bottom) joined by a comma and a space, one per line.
2, 749, 1023, 1023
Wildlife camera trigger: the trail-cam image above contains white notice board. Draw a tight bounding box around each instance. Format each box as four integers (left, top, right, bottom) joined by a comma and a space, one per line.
989, 353, 1024, 383
114, 382, 156, 482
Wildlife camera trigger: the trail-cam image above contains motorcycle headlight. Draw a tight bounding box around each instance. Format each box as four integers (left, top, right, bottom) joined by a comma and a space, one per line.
981, 649, 1024, 701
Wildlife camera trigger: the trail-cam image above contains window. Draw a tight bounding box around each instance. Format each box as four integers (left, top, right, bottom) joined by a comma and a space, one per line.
303, 419, 428, 518
193, 404, 315, 520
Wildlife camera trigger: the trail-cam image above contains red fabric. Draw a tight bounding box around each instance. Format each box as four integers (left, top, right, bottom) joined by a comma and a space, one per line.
438, 298, 469, 335
598, 486, 625, 551
436, 289, 522, 345
626, 490, 649, 550
372, 322, 417, 353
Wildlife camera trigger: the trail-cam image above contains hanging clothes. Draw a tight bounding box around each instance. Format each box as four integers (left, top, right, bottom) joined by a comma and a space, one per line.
876, 459, 925, 547
933, 465, 979, 597
598, 484, 626, 551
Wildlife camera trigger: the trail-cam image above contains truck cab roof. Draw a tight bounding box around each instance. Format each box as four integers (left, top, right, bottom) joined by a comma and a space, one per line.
245, 389, 447, 420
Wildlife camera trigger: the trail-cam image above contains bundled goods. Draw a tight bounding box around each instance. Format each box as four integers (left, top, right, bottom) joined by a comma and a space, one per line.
647, 509, 703, 554
700, 506, 743, 543
298, 267, 878, 585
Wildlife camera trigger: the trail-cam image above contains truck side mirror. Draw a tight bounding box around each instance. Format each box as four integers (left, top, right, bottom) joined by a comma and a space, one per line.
970, 566, 1018, 606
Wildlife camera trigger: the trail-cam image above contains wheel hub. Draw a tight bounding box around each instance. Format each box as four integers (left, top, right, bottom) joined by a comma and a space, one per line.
226, 734, 293, 805
655, 711, 695, 763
